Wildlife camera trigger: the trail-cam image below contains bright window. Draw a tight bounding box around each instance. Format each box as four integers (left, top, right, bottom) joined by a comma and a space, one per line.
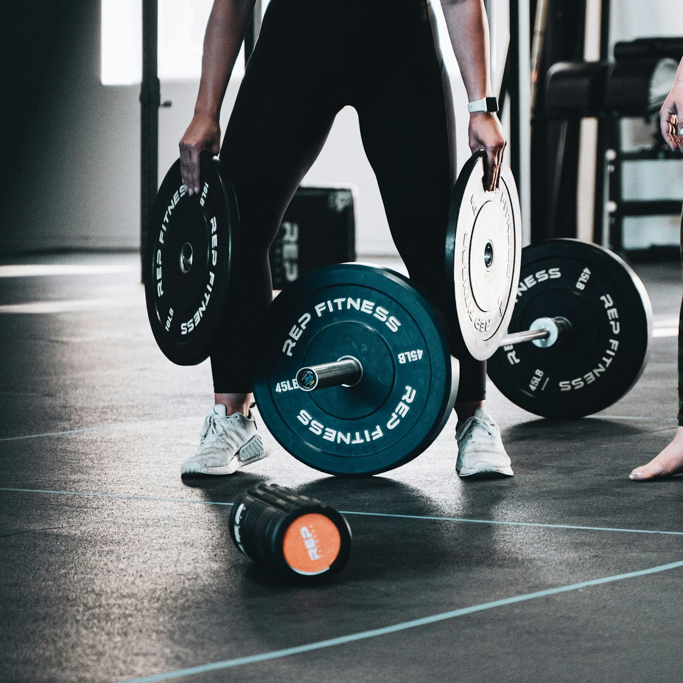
101, 0, 141, 85
101, 0, 246, 85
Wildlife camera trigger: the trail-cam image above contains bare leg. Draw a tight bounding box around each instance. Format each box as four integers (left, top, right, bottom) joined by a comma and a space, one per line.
455, 401, 484, 428
630, 427, 683, 480
214, 393, 251, 417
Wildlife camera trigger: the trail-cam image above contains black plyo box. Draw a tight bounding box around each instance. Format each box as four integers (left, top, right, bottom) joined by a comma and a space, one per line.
269, 186, 356, 290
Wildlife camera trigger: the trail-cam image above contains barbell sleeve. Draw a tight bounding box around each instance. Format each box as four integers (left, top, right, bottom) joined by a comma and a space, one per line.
500, 328, 550, 346
296, 356, 363, 392
500, 316, 572, 349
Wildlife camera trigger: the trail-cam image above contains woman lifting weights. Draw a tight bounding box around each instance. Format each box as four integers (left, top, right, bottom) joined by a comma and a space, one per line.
177, 0, 513, 479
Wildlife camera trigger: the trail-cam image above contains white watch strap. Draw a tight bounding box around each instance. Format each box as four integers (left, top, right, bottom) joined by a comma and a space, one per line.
468, 98, 486, 113
468, 97, 497, 114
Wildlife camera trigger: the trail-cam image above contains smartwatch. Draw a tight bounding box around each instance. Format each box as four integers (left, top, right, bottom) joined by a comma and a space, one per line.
468, 97, 499, 114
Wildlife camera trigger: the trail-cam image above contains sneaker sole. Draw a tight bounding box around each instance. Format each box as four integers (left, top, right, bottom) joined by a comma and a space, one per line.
181, 435, 268, 476
238, 435, 269, 465
457, 462, 514, 478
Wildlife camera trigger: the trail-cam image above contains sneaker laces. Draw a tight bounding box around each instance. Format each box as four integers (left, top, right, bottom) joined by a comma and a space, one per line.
200, 413, 243, 454
458, 415, 499, 445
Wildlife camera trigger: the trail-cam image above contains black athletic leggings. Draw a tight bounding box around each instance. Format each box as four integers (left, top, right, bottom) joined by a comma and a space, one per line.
210, 0, 487, 402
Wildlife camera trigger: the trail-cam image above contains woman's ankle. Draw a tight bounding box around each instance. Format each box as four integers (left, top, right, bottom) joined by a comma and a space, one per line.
214, 393, 252, 417
455, 401, 484, 425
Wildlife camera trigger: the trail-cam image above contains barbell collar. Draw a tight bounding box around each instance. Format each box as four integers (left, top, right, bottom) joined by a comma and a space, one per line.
296, 356, 363, 392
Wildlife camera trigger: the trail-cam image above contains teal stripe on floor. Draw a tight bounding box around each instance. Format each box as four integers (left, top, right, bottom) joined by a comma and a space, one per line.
115, 559, 683, 683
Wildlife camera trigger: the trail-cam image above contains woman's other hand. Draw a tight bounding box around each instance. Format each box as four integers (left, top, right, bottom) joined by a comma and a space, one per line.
660, 78, 683, 153
179, 114, 222, 196
469, 112, 506, 192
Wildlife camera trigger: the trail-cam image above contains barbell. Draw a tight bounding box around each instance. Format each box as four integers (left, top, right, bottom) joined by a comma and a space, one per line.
144, 151, 652, 476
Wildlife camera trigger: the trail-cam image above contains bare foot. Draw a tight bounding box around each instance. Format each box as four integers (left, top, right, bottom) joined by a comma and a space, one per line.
630, 427, 683, 481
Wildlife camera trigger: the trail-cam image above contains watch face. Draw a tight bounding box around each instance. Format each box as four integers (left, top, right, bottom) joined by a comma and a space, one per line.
486, 97, 499, 113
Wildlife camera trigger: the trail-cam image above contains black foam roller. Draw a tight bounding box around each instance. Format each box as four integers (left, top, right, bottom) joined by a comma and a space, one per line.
229, 484, 352, 582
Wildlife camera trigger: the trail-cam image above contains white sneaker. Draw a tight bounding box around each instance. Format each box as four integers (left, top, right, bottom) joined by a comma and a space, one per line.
456, 409, 514, 478
181, 404, 268, 476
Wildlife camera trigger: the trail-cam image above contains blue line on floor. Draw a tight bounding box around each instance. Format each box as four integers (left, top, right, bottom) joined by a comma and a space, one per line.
0, 427, 107, 442
338, 510, 683, 536
588, 415, 678, 422
0, 417, 201, 442
115, 559, 683, 683
1, 487, 682, 537
0, 488, 232, 506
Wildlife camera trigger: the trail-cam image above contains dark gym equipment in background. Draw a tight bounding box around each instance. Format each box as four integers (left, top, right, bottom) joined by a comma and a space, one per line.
530, 0, 683, 252
544, 38, 682, 252
604, 39, 683, 254
528, 0, 595, 244
141, 0, 162, 281
495, 0, 531, 244
269, 187, 356, 290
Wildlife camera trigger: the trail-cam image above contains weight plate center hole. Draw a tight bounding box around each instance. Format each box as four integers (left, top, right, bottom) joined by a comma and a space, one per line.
484, 241, 494, 271
180, 242, 194, 274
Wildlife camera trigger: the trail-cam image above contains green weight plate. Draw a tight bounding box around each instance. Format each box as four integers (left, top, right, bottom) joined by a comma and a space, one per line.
445, 151, 523, 361
253, 264, 459, 477
487, 239, 653, 418
144, 153, 239, 365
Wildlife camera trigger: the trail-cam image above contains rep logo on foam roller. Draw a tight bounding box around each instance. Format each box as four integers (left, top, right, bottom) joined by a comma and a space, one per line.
300, 526, 321, 560
282, 513, 342, 576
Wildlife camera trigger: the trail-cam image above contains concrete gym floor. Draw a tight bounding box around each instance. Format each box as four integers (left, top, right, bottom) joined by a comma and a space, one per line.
1, 253, 682, 683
